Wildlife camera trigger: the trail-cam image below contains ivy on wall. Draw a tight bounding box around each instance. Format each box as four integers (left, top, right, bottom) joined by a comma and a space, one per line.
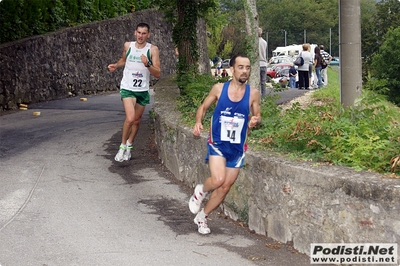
155, 0, 217, 79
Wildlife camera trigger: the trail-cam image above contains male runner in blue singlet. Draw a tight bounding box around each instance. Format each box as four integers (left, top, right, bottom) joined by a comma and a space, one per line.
189, 54, 261, 234
108, 23, 161, 162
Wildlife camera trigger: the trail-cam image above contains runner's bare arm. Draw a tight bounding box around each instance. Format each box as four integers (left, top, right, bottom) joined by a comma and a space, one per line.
108, 42, 129, 72
149, 45, 161, 78
140, 45, 161, 78
193, 83, 222, 136
248, 87, 261, 128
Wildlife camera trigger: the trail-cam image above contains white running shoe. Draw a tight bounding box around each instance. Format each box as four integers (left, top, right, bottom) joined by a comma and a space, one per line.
123, 145, 132, 161
194, 211, 211, 235
188, 184, 207, 214
114, 145, 126, 162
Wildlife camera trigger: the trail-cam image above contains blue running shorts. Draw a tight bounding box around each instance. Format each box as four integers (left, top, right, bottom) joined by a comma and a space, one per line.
205, 142, 245, 168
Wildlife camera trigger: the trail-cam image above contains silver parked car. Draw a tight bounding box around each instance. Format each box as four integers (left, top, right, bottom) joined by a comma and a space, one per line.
268, 56, 293, 67
221, 59, 230, 68
329, 57, 340, 66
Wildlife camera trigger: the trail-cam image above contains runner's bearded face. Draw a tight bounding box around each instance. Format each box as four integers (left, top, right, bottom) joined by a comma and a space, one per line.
232, 57, 251, 84
239, 75, 248, 84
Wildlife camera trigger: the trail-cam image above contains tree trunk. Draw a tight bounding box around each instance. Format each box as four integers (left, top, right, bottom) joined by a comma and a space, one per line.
244, 0, 260, 90
176, 0, 198, 74
197, 18, 211, 74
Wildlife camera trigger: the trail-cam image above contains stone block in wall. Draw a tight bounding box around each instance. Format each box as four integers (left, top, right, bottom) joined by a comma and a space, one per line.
222, 204, 239, 221
153, 79, 210, 187
267, 211, 292, 243
248, 199, 266, 235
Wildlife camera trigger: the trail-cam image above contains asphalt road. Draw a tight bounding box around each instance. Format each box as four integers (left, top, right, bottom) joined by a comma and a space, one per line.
266, 86, 307, 105
0, 91, 314, 266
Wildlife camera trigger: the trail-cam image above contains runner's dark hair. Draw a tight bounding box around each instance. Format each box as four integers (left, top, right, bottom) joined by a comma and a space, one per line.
136, 22, 150, 31
230, 54, 249, 67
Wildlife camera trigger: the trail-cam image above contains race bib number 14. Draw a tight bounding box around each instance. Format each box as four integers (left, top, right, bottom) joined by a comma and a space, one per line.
220, 116, 245, 144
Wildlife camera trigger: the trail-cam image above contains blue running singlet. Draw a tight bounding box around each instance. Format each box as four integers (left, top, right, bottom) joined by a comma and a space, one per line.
206, 81, 251, 167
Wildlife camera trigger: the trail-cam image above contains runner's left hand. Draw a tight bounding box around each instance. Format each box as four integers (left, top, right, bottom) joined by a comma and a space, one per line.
248, 116, 260, 128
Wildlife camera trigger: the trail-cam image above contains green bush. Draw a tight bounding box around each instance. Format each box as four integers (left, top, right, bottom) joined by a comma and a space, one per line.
370, 26, 400, 106
0, 0, 133, 44
176, 73, 229, 127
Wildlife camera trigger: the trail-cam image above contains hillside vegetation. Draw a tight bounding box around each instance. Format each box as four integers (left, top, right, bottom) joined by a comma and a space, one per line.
176, 68, 400, 177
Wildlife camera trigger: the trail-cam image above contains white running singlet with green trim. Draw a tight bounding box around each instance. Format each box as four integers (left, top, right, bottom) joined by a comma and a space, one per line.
120, 42, 151, 92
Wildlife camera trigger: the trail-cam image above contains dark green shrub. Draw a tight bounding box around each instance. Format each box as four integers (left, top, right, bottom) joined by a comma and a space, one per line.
370, 26, 400, 106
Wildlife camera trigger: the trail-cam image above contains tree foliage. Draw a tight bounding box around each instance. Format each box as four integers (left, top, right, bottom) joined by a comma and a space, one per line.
360, 0, 377, 61
370, 26, 400, 105
361, 0, 400, 70
152, 0, 217, 78
207, 0, 248, 59
205, 9, 229, 59
360, 0, 400, 106
207, 0, 340, 61
0, 0, 134, 44
257, 0, 339, 55
209, 0, 399, 61
207, 0, 400, 106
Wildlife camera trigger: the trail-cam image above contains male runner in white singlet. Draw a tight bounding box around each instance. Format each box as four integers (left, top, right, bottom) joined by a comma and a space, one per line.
108, 22, 161, 162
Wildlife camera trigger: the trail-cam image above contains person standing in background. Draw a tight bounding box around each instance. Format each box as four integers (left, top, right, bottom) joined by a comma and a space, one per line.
314, 46, 323, 89
108, 22, 161, 162
307, 43, 315, 89
320, 45, 332, 87
216, 60, 222, 76
289, 63, 297, 89
258, 28, 268, 96
297, 44, 312, 90
221, 68, 228, 78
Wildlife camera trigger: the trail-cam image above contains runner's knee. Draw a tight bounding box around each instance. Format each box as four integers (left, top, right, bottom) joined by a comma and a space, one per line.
215, 185, 231, 197
220, 185, 231, 195
210, 175, 225, 188
125, 116, 135, 124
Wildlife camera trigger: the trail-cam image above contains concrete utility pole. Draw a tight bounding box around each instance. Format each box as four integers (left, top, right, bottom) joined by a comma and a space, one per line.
284, 30, 287, 46
266, 32, 269, 63
339, 0, 362, 107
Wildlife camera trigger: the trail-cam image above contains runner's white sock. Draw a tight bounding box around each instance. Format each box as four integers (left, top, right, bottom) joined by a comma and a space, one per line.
199, 208, 208, 219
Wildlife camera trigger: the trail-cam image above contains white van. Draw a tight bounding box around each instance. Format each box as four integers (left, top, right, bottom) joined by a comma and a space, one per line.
272, 44, 318, 57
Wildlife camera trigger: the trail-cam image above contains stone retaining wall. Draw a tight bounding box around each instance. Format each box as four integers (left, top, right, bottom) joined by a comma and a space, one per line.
0, 10, 177, 112
153, 77, 400, 262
